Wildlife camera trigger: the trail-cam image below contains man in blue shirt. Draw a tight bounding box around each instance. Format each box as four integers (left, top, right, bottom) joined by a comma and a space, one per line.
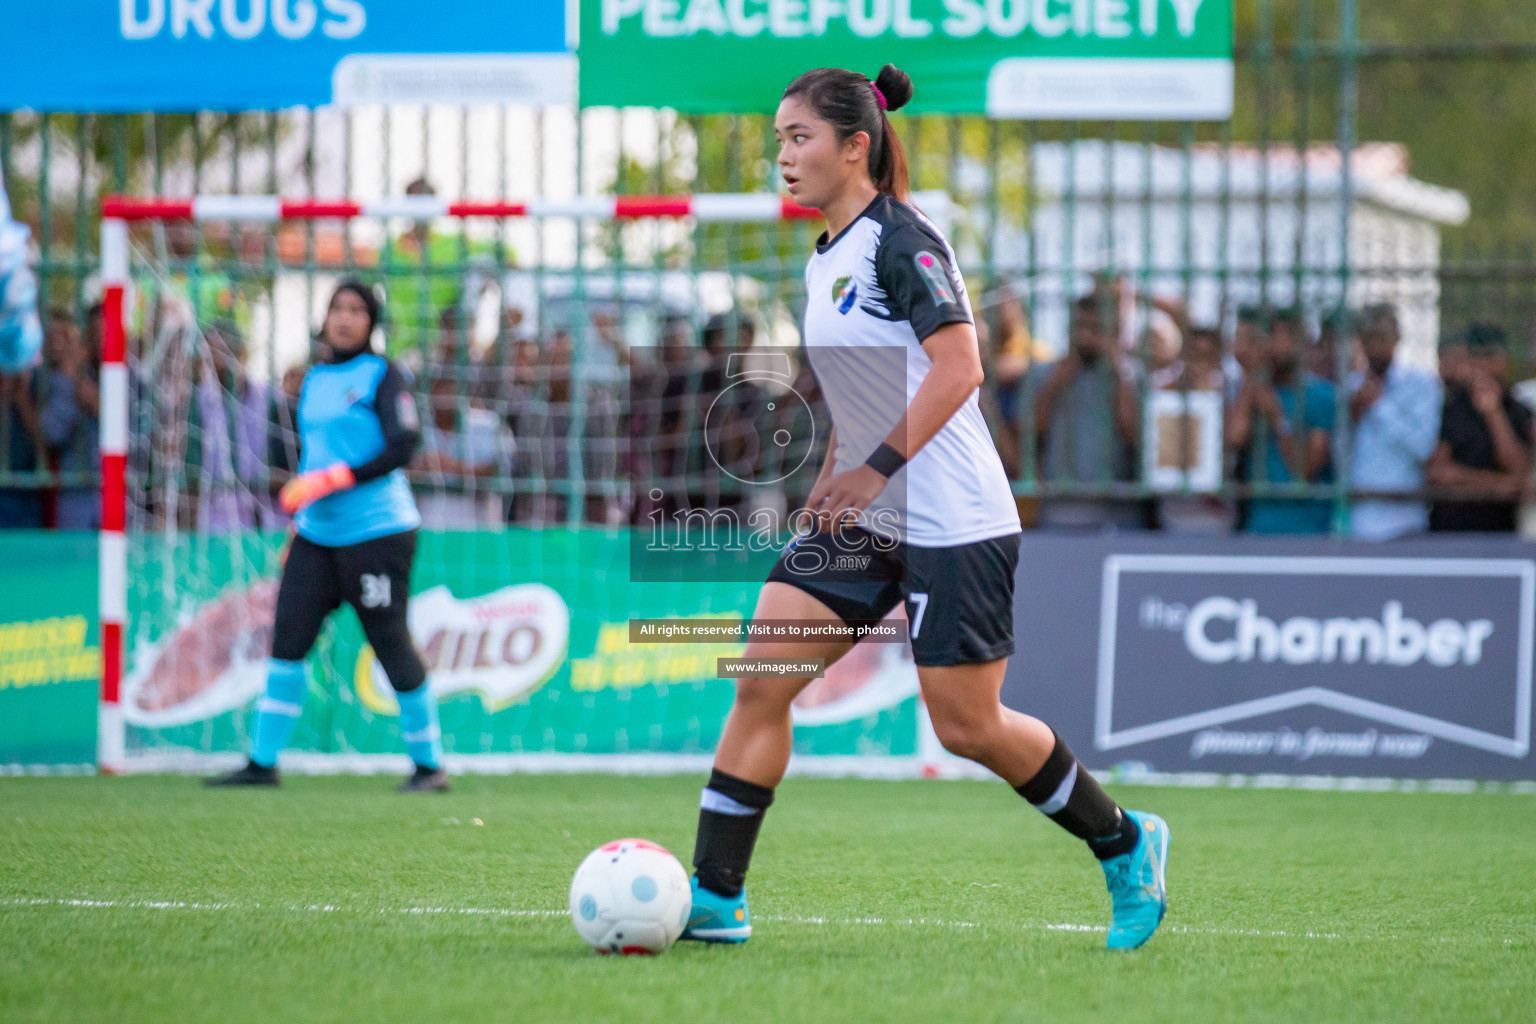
1347, 305, 1441, 540
1227, 309, 1336, 534
1025, 293, 1144, 531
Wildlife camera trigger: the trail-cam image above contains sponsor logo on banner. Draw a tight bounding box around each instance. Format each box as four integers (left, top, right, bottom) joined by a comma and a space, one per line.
0, 616, 99, 691
1095, 555, 1535, 760
570, 614, 744, 693
567, 606, 918, 725
121, 581, 279, 727
331, 53, 576, 107
789, 606, 918, 726
357, 583, 570, 714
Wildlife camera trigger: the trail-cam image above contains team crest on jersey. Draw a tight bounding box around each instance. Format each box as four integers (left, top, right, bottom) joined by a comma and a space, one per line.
913, 252, 954, 307
832, 275, 858, 315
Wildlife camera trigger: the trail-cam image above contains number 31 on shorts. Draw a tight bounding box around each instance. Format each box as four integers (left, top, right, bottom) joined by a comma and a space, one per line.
360, 573, 392, 609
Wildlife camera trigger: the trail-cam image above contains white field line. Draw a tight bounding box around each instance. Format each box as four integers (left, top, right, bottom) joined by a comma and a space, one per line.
3, 895, 1518, 945
764, 917, 1348, 940
0, 897, 564, 918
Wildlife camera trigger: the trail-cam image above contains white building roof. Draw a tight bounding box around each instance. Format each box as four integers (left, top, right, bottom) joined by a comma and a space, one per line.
1031, 141, 1469, 226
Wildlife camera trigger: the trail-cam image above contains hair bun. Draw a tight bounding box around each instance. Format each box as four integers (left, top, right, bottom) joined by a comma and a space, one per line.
874, 64, 913, 113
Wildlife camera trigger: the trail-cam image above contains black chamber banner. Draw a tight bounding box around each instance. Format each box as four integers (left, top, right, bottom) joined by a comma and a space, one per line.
1003, 534, 1536, 780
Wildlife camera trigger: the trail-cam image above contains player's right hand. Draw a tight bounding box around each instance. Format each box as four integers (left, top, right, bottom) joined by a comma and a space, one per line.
808, 465, 888, 535
278, 462, 356, 514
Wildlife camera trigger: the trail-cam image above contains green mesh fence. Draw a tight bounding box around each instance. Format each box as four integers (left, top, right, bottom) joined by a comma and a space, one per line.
6, 0, 1536, 768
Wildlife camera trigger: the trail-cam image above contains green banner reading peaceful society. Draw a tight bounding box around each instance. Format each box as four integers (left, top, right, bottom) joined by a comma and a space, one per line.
579, 0, 1233, 118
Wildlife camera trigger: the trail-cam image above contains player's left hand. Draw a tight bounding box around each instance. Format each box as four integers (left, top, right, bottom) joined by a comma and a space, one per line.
807, 465, 889, 535
279, 462, 356, 514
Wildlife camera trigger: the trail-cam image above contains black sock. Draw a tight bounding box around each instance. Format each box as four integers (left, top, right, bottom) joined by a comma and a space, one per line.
692, 768, 775, 898
1014, 731, 1139, 861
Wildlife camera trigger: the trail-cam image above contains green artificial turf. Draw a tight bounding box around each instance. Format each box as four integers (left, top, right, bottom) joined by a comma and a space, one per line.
1, 774, 1532, 1024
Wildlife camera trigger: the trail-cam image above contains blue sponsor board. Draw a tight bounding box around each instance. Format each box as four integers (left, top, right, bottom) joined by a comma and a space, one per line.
1006, 535, 1536, 780
2, 1, 570, 111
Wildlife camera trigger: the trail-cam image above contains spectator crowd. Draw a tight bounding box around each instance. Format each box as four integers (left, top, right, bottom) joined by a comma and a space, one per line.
5, 215, 1536, 542
1004, 288, 1534, 540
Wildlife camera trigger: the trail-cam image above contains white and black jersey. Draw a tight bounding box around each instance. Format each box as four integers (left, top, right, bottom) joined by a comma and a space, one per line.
802, 192, 1020, 547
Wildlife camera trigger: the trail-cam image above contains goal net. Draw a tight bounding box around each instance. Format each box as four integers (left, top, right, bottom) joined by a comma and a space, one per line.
101, 194, 952, 777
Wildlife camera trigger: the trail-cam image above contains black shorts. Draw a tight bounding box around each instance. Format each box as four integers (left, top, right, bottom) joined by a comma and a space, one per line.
272, 529, 424, 691
764, 526, 1021, 667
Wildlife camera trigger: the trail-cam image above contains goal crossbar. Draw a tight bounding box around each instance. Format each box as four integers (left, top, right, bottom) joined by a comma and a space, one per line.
100, 193, 828, 224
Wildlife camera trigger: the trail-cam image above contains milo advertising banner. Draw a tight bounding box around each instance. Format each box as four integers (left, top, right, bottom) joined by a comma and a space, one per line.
0, 533, 99, 772
579, 0, 1233, 119
121, 529, 920, 770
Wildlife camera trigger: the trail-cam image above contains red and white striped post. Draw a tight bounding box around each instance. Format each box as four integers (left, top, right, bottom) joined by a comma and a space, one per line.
98, 214, 129, 774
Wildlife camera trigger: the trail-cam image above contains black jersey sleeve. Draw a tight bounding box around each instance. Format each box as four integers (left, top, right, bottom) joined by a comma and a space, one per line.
873, 224, 973, 342
350, 361, 422, 483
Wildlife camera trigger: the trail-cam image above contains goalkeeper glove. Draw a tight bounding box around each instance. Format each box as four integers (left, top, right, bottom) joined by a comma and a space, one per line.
279, 462, 356, 514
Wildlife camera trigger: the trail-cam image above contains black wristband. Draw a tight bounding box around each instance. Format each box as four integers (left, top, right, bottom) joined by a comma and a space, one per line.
864, 442, 907, 478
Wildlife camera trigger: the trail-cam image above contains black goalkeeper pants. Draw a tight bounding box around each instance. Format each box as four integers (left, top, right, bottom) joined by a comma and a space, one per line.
271, 529, 426, 694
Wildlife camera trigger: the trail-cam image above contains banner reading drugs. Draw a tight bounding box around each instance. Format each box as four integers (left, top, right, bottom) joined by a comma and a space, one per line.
580, 0, 1233, 118
2, 1, 571, 111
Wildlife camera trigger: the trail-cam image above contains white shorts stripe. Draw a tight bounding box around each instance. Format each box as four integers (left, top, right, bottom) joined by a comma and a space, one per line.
402, 726, 441, 744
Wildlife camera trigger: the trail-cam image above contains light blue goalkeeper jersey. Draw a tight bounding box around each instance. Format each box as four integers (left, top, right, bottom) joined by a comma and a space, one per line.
294, 348, 421, 547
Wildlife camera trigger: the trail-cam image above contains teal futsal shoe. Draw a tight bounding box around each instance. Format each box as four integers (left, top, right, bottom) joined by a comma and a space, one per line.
680, 876, 752, 944
1101, 810, 1170, 950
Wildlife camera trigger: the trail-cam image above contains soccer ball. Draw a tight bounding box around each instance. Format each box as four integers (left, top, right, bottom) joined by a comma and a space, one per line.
569, 838, 692, 955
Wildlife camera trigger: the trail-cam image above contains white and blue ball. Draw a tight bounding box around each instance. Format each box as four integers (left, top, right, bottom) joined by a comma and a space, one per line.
569, 838, 691, 955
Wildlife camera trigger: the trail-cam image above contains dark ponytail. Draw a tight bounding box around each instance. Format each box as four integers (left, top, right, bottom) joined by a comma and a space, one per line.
782, 64, 913, 200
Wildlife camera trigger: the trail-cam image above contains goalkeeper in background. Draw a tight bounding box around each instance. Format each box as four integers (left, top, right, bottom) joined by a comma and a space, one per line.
207, 280, 448, 792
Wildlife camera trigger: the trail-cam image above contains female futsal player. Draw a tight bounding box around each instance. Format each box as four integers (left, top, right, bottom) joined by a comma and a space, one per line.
207, 280, 448, 793
681, 66, 1169, 949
